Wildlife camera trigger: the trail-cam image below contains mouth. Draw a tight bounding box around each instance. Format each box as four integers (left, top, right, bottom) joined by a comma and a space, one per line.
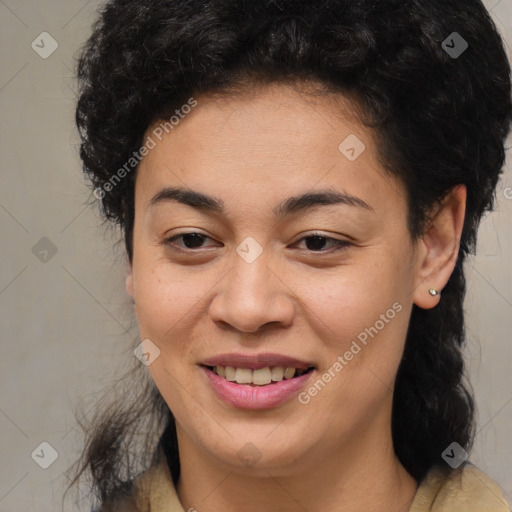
200, 362, 317, 409
200, 364, 316, 387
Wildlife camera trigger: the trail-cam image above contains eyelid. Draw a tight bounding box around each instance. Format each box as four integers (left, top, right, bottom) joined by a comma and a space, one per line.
161, 232, 214, 253
163, 231, 351, 253
292, 232, 351, 252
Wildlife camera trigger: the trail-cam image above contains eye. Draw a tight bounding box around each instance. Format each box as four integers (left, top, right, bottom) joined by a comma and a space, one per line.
163, 232, 350, 253
293, 234, 351, 253
163, 232, 215, 250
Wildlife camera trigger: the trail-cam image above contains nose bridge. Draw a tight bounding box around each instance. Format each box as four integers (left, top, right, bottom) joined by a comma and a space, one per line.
232, 242, 272, 301
209, 238, 294, 332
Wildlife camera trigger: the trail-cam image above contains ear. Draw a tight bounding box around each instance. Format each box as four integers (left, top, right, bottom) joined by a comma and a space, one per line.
413, 185, 466, 309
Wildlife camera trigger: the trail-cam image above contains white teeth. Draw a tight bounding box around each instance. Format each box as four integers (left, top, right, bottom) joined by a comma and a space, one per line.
235, 368, 252, 384
211, 365, 310, 386
270, 366, 284, 381
225, 366, 236, 381
284, 367, 296, 379
252, 367, 272, 385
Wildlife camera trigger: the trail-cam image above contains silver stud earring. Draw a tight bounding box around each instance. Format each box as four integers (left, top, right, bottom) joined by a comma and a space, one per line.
428, 288, 439, 296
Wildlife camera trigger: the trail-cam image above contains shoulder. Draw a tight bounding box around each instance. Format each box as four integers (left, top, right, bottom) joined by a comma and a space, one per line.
91, 460, 166, 512
410, 462, 510, 512
93, 449, 183, 512
90, 487, 146, 512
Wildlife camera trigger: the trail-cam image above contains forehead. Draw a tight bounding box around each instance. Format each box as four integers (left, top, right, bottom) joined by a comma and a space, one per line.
135, 82, 404, 219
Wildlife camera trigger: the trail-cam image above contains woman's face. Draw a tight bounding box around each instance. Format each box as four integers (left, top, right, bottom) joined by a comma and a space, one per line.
127, 83, 432, 475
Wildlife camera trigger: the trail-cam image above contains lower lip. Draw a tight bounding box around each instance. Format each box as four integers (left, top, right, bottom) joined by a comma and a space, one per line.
200, 366, 315, 410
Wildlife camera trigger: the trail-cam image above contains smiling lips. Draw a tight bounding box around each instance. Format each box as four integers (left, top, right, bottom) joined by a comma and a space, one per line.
200, 352, 316, 409
200, 352, 315, 385
209, 365, 308, 386
201, 352, 315, 370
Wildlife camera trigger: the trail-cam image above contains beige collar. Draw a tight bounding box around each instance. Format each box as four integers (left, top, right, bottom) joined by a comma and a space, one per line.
131, 450, 509, 512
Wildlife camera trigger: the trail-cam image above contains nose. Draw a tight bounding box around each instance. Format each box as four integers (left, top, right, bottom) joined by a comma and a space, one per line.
208, 252, 295, 334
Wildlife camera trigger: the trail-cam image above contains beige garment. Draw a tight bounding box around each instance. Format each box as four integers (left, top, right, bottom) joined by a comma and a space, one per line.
127, 449, 510, 512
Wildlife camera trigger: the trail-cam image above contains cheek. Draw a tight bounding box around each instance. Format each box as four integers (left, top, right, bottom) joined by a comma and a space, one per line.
293, 256, 404, 341
132, 263, 209, 342
297, 254, 412, 395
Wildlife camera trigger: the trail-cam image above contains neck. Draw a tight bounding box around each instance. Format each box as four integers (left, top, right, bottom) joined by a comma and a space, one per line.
175, 413, 418, 512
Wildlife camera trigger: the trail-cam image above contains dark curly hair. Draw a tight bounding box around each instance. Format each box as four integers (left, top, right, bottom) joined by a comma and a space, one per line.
64, 0, 512, 509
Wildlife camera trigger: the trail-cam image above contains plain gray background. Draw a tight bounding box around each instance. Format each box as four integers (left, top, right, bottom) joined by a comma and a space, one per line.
1, 0, 511, 510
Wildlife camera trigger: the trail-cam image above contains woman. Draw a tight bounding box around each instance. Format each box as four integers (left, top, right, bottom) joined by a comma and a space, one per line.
65, 0, 512, 510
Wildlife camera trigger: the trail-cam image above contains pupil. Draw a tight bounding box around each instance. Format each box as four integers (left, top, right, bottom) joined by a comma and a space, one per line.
305, 236, 326, 251
182, 235, 328, 250
183, 233, 205, 248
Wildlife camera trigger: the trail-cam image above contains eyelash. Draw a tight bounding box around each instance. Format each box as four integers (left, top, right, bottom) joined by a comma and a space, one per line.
162, 232, 351, 254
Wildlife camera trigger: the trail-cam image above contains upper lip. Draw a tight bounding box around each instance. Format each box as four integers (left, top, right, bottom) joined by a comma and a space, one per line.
201, 353, 315, 371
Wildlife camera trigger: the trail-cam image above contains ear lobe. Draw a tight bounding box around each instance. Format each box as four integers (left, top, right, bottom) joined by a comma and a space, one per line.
413, 185, 466, 309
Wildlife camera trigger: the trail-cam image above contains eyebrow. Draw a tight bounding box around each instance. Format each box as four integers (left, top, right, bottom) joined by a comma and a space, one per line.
148, 185, 374, 218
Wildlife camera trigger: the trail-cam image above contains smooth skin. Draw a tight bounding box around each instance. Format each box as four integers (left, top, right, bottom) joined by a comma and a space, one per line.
126, 82, 466, 512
